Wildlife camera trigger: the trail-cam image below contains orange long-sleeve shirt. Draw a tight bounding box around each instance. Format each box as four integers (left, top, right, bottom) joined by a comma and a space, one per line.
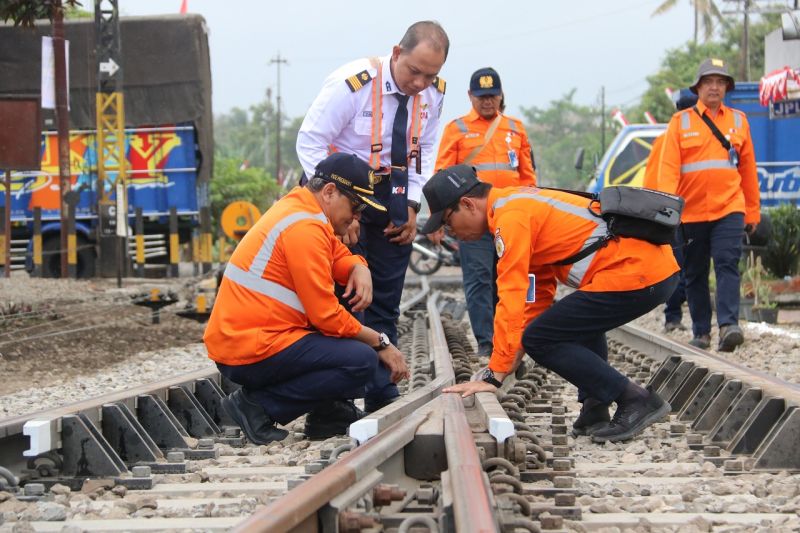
436, 109, 537, 187
204, 187, 367, 366
642, 134, 665, 190
486, 186, 679, 373
656, 101, 760, 225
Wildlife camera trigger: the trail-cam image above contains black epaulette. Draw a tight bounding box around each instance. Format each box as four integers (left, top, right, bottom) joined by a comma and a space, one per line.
345, 70, 373, 92
432, 76, 446, 94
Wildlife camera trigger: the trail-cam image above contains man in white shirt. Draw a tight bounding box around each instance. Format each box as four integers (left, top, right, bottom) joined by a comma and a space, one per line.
297, 21, 448, 411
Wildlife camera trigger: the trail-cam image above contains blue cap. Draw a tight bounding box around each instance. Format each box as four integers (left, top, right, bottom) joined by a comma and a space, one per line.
469, 67, 502, 96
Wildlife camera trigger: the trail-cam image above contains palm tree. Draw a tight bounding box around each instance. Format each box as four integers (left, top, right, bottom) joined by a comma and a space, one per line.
652, 0, 726, 43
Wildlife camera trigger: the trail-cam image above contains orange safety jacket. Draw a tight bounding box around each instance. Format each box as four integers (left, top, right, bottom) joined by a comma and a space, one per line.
204, 187, 367, 366
486, 186, 679, 374
436, 109, 537, 188
656, 101, 760, 225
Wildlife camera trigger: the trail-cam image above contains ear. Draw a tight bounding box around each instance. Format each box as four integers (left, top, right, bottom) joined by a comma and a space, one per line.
391, 45, 403, 62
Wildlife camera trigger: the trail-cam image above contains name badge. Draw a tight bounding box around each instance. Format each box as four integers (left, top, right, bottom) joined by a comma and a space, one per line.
729, 147, 739, 167
526, 274, 536, 303
508, 150, 519, 170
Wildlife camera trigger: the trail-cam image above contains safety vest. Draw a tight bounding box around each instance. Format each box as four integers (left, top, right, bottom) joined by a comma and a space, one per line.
204, 187, 365, 366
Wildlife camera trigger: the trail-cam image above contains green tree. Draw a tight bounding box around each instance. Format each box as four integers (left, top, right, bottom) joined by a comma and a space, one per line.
214, 96, 302, 185
209, 157, 281, 230
652, 0, 726, 43
0, 0, 83, 26
520, 90, 607, 189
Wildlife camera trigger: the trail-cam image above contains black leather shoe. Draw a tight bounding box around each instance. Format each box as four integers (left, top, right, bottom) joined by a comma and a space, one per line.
592, 388, 670, 443
718, 324, 744, 352
364, 396, 399, 414
304, 400, 365, 440
221, 389, 288, 445
664, 321, 687, 333
571, 398, 611, 437
688, 334, 711, 349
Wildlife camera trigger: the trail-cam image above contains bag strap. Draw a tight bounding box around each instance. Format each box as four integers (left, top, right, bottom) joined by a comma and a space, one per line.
693, 106, 731, 151
462, 113, 504, 166
553, 235, 613, 266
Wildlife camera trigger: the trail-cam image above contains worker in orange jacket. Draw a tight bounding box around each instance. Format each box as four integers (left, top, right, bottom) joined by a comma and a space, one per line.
656, 58, 760, 352
433, 67, 536, 357
642, 89, 697, 333
204, 153, 409, 444
420, 165, 679, 443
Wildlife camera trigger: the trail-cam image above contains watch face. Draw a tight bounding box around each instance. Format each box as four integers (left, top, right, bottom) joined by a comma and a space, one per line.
482, 368, 494, 380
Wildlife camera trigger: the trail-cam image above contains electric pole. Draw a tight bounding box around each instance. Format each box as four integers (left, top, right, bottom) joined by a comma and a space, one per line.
268, 52, 288, 186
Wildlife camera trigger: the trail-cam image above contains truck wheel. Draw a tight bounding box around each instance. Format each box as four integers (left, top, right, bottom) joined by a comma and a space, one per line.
41, 235, 96, 278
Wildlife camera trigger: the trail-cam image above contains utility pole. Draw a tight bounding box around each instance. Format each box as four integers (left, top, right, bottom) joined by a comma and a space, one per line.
52, 0, 71, 278
600, 86, 606, 156
743, 0, 751, 81
268, 52, 288, 186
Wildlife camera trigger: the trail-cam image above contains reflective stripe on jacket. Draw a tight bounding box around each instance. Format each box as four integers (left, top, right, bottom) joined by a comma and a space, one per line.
204, 187, 366, 366
436, 109, 537, 188
487, 186, 679, 373
656, 101, 760, 224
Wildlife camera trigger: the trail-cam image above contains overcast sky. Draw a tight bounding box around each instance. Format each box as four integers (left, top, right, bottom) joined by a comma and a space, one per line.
105, 0, 704, 125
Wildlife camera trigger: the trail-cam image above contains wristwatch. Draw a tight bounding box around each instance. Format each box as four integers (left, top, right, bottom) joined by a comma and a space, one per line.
374, 332, 391, 350
481, 368, 503, 388
407, 200, 421, 214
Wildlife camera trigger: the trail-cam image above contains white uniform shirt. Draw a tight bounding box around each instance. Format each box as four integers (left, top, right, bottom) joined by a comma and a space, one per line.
297, 54, 445, 203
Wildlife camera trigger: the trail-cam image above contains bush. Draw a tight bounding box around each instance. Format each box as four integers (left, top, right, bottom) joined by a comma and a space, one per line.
762, 203, 800, 278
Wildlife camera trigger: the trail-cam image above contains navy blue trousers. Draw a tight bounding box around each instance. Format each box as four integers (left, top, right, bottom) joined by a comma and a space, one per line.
458, 232, 498, 349
664, 232, 687, 324
350, 207, 411, 404
216, 333, 378, 426
679, 213, 744, 336
522, 273, 678, 404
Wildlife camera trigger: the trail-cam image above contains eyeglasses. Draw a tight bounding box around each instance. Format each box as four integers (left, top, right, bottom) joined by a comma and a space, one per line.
442, 203, 459, 230
339, 188, 368, 213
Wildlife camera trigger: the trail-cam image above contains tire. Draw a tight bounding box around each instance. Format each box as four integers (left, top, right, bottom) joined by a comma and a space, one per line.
409, 240, 443, 276
41, 235, 96, 279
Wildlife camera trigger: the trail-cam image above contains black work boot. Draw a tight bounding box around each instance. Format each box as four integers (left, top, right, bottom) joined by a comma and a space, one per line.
718, 324, 744, 352
364, 396, 398, 414
304, 400, 365, 440
592, 385, 670, 443
571, 398, 611, 437
221, 389, 288, 445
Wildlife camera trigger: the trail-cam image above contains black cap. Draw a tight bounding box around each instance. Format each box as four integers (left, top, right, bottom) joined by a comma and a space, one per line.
420, 164, 481, 234
469, 67, 502, 97
314, 153, 386, 212
690, 58, 735, 94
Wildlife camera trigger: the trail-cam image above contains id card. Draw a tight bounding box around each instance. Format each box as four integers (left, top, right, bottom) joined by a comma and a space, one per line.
728, 147, 739, 167
526, 273, 536, 303
508, 149, 519, 170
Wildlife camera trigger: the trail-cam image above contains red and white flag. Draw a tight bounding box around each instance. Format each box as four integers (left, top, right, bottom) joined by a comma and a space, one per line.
643, 111, 657, 125
611, 109, 629, 128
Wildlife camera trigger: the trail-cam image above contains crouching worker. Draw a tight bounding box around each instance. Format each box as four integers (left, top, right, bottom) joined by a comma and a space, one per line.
204, 153, 410, 444
422, 165, 679, 443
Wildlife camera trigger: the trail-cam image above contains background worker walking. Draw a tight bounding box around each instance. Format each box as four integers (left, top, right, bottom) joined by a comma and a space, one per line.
656, 58, 760, 352
433, 67, 537, 357
296, 21, 448, 412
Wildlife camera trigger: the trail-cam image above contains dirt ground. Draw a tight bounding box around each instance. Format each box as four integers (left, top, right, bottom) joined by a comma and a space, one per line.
0, 274, 208, 397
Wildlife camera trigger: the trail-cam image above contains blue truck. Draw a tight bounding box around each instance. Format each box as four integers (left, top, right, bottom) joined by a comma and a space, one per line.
0, 14, 213, 277
587, 83, 800, 211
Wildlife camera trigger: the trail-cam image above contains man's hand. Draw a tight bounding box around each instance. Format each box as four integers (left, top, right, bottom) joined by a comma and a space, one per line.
426, 227, 445, 246
745, 223, 758, 236
343, 264, 373, 312
385, 207, 417, 245
377, 345, 410, 383
443, 381, 497, 398
342, 219, 360, 246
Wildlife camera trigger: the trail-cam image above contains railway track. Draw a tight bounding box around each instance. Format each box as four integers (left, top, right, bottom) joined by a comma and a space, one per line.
0, 280, 798, 532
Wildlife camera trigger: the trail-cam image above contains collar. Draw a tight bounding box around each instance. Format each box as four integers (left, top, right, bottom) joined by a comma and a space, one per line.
695, 99, 727, 117
465, 108, 501, 123
380, 54, 403, 96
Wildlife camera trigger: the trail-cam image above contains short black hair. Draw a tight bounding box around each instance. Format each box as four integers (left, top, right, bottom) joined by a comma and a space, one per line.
306, 177, 327, 192
398, 21, 449, 60
464, 182, 492, 199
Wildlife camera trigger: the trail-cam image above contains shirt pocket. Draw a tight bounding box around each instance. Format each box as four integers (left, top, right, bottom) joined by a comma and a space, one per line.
679, 135, 703, 152
352, 116, 373, 136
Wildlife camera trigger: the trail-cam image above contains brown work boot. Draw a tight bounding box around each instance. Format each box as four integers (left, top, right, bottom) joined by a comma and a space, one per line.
688, 334, 711, 349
